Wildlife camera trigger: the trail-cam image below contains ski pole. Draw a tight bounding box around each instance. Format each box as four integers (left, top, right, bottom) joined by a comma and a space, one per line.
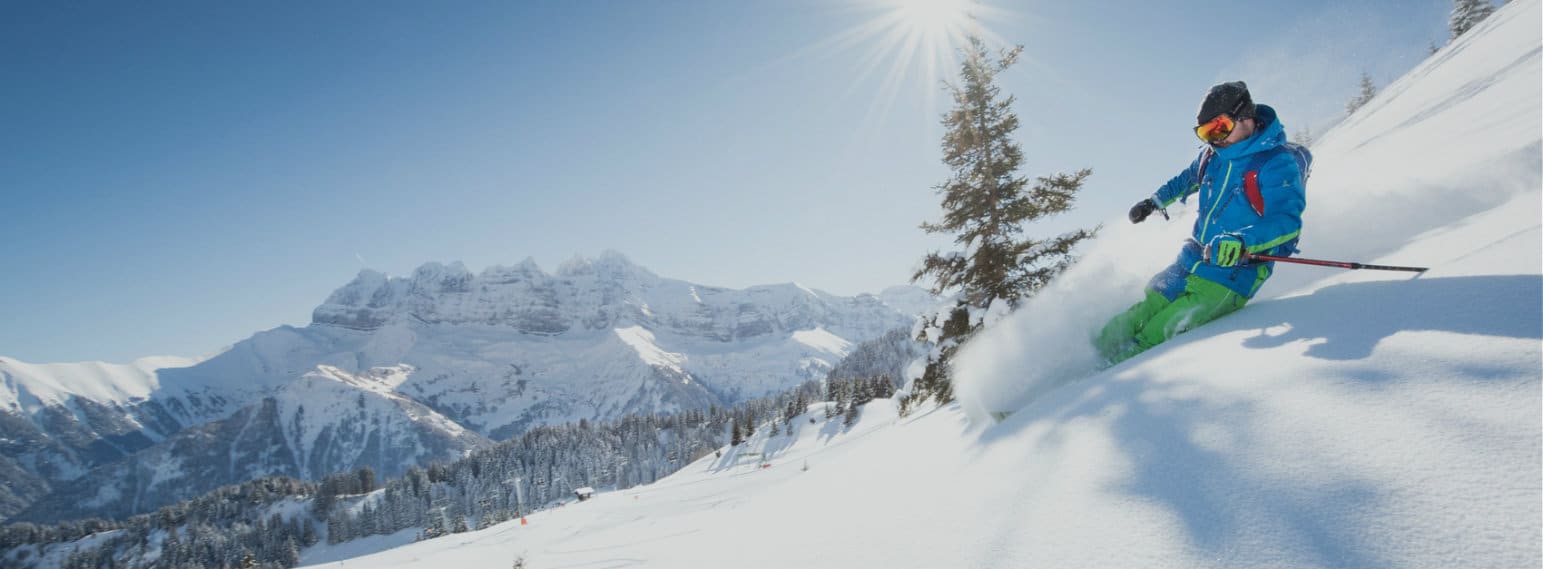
1249, 254, 1428, 273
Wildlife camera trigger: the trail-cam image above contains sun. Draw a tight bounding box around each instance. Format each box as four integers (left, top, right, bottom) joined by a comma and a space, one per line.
856, 0, 998, 81
800, 0, 1012, 123
893, 0, 976, 43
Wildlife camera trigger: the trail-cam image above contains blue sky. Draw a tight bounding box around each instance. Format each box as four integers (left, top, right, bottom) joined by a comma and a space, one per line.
1, 0, 1453, 363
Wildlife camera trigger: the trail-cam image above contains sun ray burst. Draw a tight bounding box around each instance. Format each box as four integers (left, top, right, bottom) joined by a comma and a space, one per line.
797, 0, 1018, 131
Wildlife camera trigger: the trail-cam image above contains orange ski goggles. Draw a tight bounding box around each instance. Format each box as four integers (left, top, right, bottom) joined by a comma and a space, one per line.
1194, 114, 1238, 144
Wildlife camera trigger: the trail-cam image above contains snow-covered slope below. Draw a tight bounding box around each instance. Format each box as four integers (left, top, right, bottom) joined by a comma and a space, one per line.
297, 399, 908, 569
295, 1, 1540, 567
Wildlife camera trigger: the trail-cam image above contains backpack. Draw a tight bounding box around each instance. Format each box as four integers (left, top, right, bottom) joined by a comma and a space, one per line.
1193, 141, 1313, 216
1242, 141, 1313, 217
1242, 142, 1312, 255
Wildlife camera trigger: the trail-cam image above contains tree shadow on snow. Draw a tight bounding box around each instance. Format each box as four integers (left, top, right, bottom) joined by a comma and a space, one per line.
1241, 274, 1542, 360
1109, 390, 1387, 568
977, 375, 1392, 568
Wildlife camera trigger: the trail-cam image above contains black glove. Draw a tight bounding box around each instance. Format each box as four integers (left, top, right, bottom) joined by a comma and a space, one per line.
1128, 198, 1160, 224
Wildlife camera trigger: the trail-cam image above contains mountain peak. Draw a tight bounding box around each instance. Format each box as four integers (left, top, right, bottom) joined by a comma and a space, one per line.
309, 251, 908, 344
408, 261, 473, 294
556, 250, 658, 281
479, 257, 545, 284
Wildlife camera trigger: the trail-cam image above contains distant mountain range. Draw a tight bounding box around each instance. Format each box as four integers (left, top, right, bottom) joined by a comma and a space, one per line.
0, 251, 931, 523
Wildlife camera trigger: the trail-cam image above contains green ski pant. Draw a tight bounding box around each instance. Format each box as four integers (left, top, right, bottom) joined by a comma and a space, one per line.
1095, 275, 1247, 365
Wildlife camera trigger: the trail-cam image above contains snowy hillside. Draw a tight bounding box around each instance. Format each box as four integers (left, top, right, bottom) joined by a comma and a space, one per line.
296, 1, 1540, 567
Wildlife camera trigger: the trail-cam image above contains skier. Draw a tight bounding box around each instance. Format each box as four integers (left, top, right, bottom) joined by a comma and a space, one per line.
1095, 81, 1307, 365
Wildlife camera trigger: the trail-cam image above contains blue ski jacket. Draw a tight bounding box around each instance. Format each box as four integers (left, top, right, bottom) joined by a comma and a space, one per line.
1148, 104, 1307, 300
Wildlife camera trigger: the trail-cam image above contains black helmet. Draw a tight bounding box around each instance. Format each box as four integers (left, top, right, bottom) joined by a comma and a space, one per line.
1197, 81, 1255, 124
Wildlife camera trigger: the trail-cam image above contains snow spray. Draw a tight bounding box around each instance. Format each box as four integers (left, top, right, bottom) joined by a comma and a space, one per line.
950, 207, 1193, 424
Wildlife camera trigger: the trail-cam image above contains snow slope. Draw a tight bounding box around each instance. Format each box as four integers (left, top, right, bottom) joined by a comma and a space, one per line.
297, 1, 1540, 567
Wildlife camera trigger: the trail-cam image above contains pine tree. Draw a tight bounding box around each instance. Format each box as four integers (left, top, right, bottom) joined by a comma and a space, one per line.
421, 508, 448, 541
1293, 125, 1314, 147
282, 537, 301, 568
312, 478, 337, 516
913, 37, 1094, 404
1346, 72, 1378, 115
918, 38, 1095, 310
358, 467, 377, 494
358, 503, 377, 537
1450, 0, 1496, 39
875, 375, 896, 399
912, 306, 971, 403
301, 519, 318, 547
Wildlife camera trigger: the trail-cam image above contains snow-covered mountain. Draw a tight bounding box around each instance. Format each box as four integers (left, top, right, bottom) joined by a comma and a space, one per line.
313, 251, 906, 343
14, 365, 488, 522
277, 1, 1534, 567
296, 250, 916, 434
0, 355, 220, 518
0, 252, 922, 522
876, 284, 942, 318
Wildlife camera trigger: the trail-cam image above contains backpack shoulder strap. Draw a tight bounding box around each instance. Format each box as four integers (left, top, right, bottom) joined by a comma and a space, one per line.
1196, 147, 1216, 176
1180, 147, 1217, 206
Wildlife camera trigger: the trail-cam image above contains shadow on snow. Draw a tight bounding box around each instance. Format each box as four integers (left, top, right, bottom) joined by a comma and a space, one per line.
966, 274, 1542, 568
1241, 274, 1541, 360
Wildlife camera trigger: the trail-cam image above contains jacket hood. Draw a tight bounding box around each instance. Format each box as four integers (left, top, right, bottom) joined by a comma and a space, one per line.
1213, 104, 1286, 161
